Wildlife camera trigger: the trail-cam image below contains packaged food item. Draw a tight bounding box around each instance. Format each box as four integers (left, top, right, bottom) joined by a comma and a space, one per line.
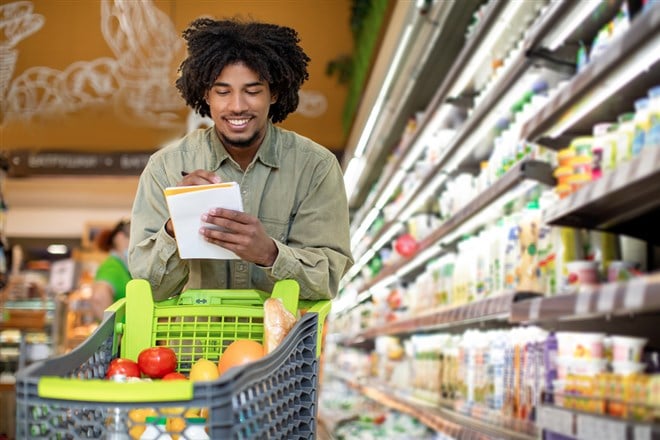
591, 122, 615, 178
611, 335, 647, 362
566, 260, 599, 292
632, 97, 651, 156
263, 297, 297, 354
616, 112, 635, 163
607, 260, 637, 282
647, 85, 660, 147
556, 332, 606, 359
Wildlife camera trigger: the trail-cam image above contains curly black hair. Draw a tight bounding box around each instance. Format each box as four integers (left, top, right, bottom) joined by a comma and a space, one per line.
175, 18, 311, 124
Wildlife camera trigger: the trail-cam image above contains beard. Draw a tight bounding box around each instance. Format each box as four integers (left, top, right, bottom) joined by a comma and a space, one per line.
218, 128, 263, 149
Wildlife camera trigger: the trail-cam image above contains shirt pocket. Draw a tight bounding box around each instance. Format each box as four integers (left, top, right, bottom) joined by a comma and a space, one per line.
261, 216, 290, 243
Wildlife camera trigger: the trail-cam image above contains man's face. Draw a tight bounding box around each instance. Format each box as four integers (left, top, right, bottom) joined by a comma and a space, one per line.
206, 62, 275, 150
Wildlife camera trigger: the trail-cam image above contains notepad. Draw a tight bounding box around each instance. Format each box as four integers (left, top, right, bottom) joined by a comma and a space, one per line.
164, 182, 244, 259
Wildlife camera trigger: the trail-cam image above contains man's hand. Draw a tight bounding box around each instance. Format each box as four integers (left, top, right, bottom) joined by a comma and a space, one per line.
166, 170, 223, 237
200, 208, 278, 267
178, 169, 222, 186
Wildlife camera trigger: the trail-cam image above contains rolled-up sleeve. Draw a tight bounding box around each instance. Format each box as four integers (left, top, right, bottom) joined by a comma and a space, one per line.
261, 158, 353, 300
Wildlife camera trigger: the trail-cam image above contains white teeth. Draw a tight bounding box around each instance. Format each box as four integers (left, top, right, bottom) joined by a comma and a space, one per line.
228, 118, 249, 126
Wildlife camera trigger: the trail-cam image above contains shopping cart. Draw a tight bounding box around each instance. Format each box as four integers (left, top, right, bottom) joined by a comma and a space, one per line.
15, 278, 331, 439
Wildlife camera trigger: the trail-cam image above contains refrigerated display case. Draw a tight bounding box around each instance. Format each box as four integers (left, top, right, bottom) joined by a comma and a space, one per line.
324, 0, 660, 438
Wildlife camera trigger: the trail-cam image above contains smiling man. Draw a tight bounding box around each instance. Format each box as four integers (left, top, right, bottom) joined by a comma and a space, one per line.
128, 18, 353, 302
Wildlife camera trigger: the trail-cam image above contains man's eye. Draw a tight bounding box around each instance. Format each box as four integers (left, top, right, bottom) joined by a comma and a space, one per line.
215, 90, 229, 96
246, 90, 261, 95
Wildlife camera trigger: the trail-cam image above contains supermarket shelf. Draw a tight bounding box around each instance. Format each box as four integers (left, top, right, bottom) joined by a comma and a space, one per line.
356, 160, 555, 296
340, 377, 536, 440
538, 404, 660, 440
544, 146, 660, 244
510, 272, 660, 324
349, 291, 542, 343
349, 0, 483, 212
521, 2, 660, 147
349, 0, 538, 260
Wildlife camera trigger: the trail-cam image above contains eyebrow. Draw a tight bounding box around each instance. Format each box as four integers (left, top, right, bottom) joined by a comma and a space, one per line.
212, 81, 265, 88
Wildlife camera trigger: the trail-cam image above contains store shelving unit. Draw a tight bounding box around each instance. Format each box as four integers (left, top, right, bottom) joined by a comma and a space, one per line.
329, 0, 660, 438
350, 159, 554, 305
544, 146, 660, 243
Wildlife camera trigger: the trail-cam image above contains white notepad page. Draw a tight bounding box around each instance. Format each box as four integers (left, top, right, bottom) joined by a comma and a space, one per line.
164, 182, 244, 259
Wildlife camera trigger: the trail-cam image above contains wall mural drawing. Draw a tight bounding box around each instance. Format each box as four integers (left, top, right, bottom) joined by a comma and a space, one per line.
1, 0, 328, 130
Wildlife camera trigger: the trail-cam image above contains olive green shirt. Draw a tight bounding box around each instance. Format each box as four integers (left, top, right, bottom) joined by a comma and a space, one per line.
128, 123, 353, 301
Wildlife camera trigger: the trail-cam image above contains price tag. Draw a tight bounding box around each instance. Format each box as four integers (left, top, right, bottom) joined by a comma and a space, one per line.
633, 425, 651, 440
529, 297, 542, 321
596, 283, 618, 313
623, 277, 646, 310
538, 406, 573, 437
575, 289, 593, 315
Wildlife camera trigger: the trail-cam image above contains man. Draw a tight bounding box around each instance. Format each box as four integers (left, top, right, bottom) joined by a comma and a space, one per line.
128, 18, 353, 301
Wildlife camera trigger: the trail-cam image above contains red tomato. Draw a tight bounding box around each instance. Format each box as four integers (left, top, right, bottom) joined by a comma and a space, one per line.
106, 358, 140, 378
162, 372, 187, 381
137, 347, 177, 378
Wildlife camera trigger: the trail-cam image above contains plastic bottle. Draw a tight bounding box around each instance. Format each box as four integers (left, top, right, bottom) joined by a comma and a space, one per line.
591, 122, 614, 178
647, 85, 660, 147
632, 98, 651, 156
616, 112, 635, 163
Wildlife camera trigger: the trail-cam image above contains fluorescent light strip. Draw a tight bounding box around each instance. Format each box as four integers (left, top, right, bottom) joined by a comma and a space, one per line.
439, 179, 540, 246
343, 156, 367, 200
375, 170, 407, 210
396, 244, 444, 279
371, 222, 404, 251
350, 207, 380, 250
544, 0, 600, 51
364, 274, 399, 298
398, 171, 449, 221
547, 36, 660, 138
448, 0, 523, 97
353, 24, 415, 158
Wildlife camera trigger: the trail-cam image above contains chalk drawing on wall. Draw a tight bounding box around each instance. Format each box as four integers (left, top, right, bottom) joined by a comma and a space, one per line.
296, 90, 328, 118
1, 0, 328, 129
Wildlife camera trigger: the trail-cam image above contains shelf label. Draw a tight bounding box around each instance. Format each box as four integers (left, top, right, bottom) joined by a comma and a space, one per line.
577, 414, 626, 440
596, 283, 618, 313
538, 406, 573, 437
529, 297, 542, 321
633, 425, 651, 440
623, 277, 646, 310
575, 290, 593, 315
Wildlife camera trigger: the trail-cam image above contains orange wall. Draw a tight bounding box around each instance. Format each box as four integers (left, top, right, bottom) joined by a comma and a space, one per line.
0, 0, 354, 153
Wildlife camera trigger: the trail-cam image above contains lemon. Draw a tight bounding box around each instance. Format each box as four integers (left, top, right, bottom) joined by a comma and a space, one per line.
189, 358, 219, 382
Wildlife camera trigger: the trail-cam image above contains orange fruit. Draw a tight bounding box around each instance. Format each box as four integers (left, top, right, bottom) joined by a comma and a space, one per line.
217, 340, 264, 376
127, 407, 157, 439
166, 416, 186, 440
189, 358, 219, 382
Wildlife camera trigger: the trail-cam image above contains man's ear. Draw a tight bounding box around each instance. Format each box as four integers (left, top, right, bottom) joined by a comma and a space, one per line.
271, 94, 277, 104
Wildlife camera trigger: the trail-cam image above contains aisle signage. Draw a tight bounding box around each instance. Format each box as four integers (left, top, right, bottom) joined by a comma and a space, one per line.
7, 150, 152, 177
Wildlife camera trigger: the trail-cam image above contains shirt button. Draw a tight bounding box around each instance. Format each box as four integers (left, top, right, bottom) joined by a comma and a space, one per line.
237, 263, 246, 271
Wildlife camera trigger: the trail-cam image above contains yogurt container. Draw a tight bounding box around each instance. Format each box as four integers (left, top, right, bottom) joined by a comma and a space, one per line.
556, 331, 605, 359
611, 335, 647, 362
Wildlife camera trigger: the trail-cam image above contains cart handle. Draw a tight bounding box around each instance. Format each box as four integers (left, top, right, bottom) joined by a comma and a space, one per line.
38, 377, 194, 402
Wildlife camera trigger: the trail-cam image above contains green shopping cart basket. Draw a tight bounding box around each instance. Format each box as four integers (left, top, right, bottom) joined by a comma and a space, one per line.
15, 278, 331, 439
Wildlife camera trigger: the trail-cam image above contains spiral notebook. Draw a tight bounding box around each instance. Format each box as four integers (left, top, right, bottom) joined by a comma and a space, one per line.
164, 182, 244, 259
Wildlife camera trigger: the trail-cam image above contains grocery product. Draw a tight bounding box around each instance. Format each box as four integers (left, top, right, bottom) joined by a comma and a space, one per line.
264, 297, 297, 354
217, 339, 265, 376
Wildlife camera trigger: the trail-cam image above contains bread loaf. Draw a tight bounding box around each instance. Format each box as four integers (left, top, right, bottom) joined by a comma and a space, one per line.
264, 297, 297, 354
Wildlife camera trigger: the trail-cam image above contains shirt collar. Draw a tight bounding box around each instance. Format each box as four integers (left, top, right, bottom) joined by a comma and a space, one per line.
207, 123, 281, 170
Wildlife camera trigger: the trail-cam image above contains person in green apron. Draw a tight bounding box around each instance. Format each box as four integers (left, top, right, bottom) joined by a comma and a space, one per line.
91, 219, 132, 320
